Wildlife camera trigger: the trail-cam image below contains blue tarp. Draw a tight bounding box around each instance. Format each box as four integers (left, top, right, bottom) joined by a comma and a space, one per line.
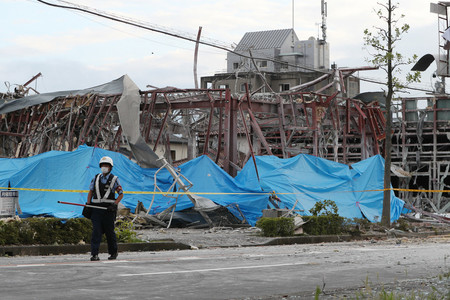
0, 146, 404, 225
236, 154, 404, 223
0, 146, 267, 225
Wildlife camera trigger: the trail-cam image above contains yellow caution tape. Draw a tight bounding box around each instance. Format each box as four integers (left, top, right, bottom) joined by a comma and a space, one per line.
0, 187, 87, 193
0, 187, 449, 195
0, 186, 270, 195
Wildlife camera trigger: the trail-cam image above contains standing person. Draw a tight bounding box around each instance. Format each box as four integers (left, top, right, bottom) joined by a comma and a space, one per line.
86, 156, 124, 261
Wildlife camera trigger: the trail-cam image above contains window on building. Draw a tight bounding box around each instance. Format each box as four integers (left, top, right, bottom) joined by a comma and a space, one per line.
219, 84, 229, 89
233, 63, 239, 69
171, 150, 176, 161
240, 83, 251, 92
280, 62, 288, 69
203, 81, 212, 89
258, 60, 268, 68
279, 84, 290, 92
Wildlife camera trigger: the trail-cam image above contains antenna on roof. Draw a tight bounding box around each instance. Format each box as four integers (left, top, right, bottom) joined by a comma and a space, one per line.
292, 0, 295, 47
321, 0, 327, 42
292, 0, 294, 30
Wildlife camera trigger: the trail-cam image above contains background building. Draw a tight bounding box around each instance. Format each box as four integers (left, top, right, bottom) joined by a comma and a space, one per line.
201, 29, 359, 97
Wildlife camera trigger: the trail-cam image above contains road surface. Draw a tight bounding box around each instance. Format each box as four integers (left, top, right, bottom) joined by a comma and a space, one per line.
0, 237, 448, 299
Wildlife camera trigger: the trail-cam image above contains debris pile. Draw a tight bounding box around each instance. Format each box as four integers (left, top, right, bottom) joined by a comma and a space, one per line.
117, 202, 248, 229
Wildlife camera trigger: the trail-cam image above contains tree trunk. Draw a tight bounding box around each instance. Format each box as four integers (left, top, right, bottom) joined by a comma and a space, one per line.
382, 0, 393, 227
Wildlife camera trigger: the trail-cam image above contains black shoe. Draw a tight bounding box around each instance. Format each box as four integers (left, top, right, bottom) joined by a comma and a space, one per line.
90, 255, 100, 261
108, 253, 118, 260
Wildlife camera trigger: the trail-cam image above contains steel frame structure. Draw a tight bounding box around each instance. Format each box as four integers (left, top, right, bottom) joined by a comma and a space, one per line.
0, 85, 386, 172
1, 76, 449, 214
392, 96, 450, 213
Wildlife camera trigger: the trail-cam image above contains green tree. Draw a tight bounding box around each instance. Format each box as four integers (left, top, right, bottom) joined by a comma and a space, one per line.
363, 0, 420, 227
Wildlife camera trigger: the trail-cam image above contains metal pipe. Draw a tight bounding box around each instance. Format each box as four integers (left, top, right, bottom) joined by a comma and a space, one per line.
57, 201, 107, 210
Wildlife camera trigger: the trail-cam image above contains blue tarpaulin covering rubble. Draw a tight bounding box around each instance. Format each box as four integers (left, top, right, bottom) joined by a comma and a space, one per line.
0, 146, 404, 225
236, 154, 404, 223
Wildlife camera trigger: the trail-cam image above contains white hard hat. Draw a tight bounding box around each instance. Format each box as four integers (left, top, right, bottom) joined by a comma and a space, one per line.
99, 156, 113, 167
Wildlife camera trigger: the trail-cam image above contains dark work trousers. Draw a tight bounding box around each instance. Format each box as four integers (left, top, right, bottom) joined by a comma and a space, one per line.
90, 207, 118, 256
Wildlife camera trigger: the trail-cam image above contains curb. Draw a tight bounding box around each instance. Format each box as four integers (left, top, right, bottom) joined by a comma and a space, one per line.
0, 231, 448, 257
0, 241, 190, 257
263, 230, 450, 246
263, 234, 379, 246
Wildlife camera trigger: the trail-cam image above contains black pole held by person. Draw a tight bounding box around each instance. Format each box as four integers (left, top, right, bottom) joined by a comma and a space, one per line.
86, 156, 124, 261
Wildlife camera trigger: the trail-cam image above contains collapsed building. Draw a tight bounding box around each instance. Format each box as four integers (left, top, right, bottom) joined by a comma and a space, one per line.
1, 12, 450, 224
1, 70, 448, 217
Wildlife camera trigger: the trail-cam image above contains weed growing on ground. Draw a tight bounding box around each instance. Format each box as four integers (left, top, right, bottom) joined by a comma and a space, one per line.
114, 220, 143, 243
316, 272, 449, 300
314, 285, 321, 300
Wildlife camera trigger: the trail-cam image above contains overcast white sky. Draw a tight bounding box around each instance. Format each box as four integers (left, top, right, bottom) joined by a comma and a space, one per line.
0, 0, 441, 97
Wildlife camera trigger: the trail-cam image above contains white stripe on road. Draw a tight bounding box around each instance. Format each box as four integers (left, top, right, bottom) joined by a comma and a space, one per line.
119, 261, 310, 277
102, 259, 133, 263
15, 264, 46, 267
176, 256, 203, 261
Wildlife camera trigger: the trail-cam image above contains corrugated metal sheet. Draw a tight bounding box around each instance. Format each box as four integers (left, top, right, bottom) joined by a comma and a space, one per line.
235, 29, 293, 51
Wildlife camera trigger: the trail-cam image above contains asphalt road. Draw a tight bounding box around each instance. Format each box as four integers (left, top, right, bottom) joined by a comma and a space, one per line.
0, 237, 448, 299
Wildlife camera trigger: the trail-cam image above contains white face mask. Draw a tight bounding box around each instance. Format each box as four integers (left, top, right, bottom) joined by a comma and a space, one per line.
101, 166, 110, 174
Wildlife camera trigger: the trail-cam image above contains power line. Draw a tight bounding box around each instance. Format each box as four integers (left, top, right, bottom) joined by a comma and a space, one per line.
354, 75, 437, 94
67, 8, 225, 55
35, 0, 328, 74
36, 1, 233, 53
35, 0, 436, 94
